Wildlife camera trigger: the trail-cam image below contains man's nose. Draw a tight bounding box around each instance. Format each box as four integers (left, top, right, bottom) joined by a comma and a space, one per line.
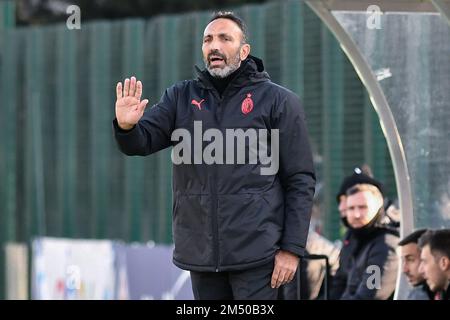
402, 262, 408, 274
208, 39, 221, 52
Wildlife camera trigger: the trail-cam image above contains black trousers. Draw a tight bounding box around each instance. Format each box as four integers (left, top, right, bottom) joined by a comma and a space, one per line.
190, 261, 278, 300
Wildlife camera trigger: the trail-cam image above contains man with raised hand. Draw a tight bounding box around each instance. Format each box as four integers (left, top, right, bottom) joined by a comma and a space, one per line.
113, 11, 315, 300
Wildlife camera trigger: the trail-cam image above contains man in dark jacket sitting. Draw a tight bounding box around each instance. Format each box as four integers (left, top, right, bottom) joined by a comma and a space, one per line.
337, 184, 399, 300
329, 167, 385, 299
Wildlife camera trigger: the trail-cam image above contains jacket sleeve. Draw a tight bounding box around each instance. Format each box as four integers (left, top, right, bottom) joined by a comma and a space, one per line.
328, 234, 355, 299
113, 85, 177, 156
329, 265, 349, 300
340, 238, 399, 300
273, 92, 316, 257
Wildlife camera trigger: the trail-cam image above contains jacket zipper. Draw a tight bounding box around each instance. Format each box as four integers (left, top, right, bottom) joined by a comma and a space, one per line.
211, 89, 222, 273
211, 172, 219, 272
208, 83, 234, 273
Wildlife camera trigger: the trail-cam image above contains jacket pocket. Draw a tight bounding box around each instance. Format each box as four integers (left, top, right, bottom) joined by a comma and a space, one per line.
217, 191, 283, 266
172, 194, 214, 267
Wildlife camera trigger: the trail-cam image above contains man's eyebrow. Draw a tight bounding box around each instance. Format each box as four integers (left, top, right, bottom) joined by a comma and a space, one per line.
203, 32, 233, 38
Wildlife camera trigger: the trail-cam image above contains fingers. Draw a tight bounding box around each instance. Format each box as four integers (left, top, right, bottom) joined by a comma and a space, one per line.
116, 82, 122, 100
276, 270, 288, 288
271, 267, 281, 289
120, 76, 142, 99
286, 271, 295, 283
135, 80, 143, 100
129, 76, 137, 97
271, 266, 296, 288
278, 270, 295, 288
139, 99, 149, 112
124, 78, 130, 97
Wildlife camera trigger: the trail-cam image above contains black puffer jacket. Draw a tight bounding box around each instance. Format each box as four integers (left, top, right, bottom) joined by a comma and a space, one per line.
339, 213, 399, 300
329, 230, 356, 299
113, 56, 316, 272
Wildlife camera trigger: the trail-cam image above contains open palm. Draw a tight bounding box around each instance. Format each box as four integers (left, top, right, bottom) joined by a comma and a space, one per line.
115, 76, 149, 130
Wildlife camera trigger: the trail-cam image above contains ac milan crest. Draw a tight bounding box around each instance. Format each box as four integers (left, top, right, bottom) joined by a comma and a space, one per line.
241, 93, 254, 114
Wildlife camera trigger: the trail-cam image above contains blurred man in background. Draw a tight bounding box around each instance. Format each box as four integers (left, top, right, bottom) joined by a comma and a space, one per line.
329, 167, 386, 299
398, 229, 433, 300
337, 184, 399, 299
418, 229, 450, 300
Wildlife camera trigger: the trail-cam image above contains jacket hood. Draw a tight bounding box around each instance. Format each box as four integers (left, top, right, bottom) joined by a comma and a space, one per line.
195, 55, 270, 90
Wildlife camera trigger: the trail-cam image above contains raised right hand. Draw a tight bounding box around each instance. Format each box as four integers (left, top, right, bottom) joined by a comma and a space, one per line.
115, 76, 149, 130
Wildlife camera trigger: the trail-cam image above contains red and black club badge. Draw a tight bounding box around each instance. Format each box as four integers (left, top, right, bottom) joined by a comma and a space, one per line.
241, 93, 254, 115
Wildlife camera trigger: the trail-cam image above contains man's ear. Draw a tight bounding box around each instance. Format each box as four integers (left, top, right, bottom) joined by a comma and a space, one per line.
240, 44, 251, 61
439, 256, 450, 271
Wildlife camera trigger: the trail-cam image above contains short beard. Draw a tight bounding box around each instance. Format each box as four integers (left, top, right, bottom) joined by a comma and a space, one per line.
205, 49, 241, 78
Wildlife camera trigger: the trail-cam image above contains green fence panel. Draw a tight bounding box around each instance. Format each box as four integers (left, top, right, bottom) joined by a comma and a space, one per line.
321, 26, 345, 239
24, 28, 46, 238
0, 0, 15, 35
0, 29, 17, 300
55, 26, 78, 238
240, 4, 266, 60
89, 22, 113, 239
280, 0, 304, 97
